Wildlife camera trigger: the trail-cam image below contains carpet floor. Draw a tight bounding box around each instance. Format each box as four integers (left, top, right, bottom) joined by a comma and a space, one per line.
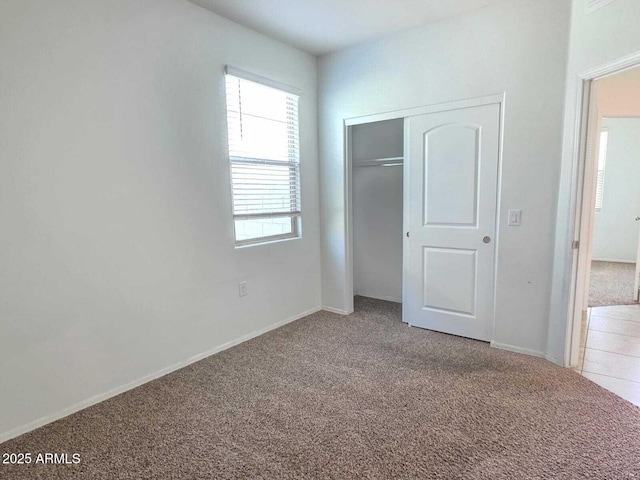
2, 297, 640, 479
589, 260, 639, 307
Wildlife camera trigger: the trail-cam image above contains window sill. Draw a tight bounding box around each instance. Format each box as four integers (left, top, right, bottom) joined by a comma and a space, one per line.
234, 234, 301, 249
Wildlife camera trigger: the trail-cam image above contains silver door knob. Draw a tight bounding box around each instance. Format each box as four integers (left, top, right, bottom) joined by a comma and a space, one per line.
483, 236, 491, 244
636, 217, 640, 221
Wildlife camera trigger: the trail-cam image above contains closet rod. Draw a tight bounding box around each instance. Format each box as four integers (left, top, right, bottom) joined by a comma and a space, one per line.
354, 163, 403, 168
353, 156, 404, 168
355, 156, 403, 162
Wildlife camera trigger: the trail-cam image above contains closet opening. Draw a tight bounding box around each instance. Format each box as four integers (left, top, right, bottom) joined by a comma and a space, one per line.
348, 118, 405, 306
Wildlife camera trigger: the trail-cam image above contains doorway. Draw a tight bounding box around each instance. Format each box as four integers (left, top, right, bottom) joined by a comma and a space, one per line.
588, 118, 640, 308
351, 118, 404, 304
571, 66, 640, 406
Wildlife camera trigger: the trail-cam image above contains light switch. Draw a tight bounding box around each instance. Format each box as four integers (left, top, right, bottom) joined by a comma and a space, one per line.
508, 209, 522, 226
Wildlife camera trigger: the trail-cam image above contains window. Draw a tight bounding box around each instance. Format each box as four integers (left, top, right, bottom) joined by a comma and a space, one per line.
595, 128, 609, 212
224, 67, 301, 246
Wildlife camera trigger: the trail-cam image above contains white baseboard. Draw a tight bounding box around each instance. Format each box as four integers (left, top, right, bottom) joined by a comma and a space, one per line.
592, 258, 635, 264
354, 293, 402, 304
544, 353, 564, 366
0, 306, 321, 445
321, 305, 352, 315
490, 341, 546, 359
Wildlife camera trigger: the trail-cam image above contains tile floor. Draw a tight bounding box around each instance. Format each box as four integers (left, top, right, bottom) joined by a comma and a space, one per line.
577, 304, 640, 407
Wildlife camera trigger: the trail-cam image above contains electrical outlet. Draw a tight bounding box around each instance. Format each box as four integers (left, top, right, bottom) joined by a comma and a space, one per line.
239, 281, 247, 297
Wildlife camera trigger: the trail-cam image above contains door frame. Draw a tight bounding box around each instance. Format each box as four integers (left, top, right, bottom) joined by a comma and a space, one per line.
342, 93, 506, 337
558, 52, 640, 368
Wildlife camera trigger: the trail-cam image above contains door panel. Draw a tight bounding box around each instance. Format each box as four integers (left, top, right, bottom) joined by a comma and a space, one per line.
422, 247, 477, 315
425, 125, 479, 227
403, 103, 500, 342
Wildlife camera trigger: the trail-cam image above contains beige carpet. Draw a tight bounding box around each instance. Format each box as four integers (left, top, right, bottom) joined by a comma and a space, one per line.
2, 297, 640, 479
589, 260, 639, 307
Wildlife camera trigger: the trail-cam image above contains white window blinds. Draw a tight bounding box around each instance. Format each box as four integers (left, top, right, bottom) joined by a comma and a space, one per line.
224, 67, 301, 245
595, 129, 609, 212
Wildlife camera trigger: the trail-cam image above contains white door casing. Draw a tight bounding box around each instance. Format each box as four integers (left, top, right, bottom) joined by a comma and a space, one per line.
403, 103, 501, 341
635, 218, 640, 301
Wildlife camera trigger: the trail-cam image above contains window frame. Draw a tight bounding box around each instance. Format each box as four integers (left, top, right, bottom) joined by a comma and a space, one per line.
224, 67, 302, 247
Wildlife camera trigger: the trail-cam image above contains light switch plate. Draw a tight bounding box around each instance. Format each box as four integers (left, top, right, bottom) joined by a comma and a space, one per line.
508, 209, 522, 226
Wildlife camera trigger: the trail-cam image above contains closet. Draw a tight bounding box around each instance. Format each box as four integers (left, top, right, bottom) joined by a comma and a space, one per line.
348, 98, 502, 342
351, 118, 404, 303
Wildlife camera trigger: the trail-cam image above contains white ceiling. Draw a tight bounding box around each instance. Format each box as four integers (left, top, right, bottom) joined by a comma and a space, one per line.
188, 0, 503, 55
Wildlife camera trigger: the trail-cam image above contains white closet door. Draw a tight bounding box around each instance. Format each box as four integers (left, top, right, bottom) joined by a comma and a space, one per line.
403, 103, 500, 342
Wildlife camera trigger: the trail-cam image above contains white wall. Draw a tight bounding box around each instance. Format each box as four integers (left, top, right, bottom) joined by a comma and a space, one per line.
319, 0, 570, 356
592, 118, 640, 263
0, 0, 320, 441
549, 0, 640, 364
352, 120, 403, 302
